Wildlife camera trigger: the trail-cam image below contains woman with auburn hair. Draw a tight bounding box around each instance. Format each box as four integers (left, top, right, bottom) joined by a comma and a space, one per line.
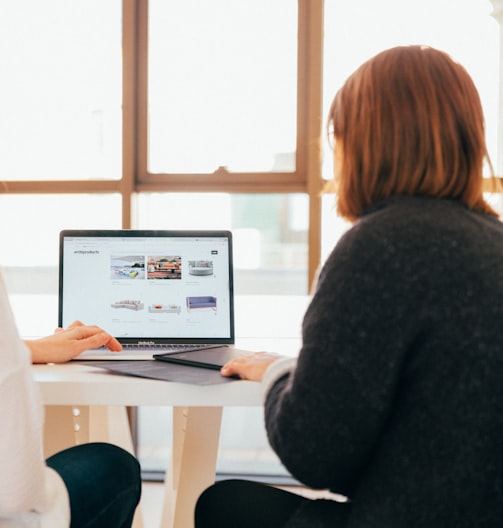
195, 46, 503, 527
330, 45, 496, 221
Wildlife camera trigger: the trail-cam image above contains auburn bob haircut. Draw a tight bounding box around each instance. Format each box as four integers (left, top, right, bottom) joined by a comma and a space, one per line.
327, 45, 498, 221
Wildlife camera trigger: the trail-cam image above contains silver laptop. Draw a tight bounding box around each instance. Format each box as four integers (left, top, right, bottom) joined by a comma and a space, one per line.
59, 229, 236, 360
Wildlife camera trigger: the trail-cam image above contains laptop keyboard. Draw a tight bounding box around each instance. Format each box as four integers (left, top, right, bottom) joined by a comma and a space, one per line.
120, 343, 222, 352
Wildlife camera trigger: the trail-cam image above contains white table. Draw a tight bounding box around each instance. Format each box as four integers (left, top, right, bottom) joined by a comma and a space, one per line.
23, 295, 307, 528
34, 361, 263, 528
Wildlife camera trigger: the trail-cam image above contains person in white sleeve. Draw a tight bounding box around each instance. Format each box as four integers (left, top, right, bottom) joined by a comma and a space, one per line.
0, 273, 141, 527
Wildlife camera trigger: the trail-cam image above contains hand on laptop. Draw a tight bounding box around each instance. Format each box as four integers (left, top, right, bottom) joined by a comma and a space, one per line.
26, 320, 122, 364
220, 351, 284, 381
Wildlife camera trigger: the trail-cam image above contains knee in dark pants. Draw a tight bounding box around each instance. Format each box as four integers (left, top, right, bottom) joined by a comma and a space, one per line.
47, 442, 141, 528
195, 479, 307, 528
196, 480, 235, 527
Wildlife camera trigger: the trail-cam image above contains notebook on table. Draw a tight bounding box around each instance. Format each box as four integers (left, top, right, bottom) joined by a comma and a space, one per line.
59, 229, 248, 366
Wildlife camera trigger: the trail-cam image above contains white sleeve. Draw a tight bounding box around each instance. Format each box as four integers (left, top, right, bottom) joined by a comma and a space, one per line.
261, 356, 297, 402
0, 273, 70, 526
0, 469, 70, 528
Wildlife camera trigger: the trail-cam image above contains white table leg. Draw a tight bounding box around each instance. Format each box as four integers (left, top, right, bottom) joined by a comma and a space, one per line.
162, 406, 223, 528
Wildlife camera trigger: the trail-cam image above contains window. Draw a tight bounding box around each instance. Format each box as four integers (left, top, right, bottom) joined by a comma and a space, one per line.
136, 192, 309, 294
1, 0, 322, 294
148, 0, 298, 175
0, 194, 121, 310
0, 0, 122, 182
138, 0, 322, 203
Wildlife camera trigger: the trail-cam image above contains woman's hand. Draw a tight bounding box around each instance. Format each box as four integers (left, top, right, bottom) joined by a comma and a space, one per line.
220, 351, 284, 381
25, 320, 122, 364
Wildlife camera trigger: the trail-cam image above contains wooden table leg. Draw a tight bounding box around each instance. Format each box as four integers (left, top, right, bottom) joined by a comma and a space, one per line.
43, 405, 143, 528
43, 406, 79, 458
162, 406, 223, 528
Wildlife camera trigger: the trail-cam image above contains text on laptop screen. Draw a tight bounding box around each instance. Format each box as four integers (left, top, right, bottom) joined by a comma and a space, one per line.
59, 231, 234, 344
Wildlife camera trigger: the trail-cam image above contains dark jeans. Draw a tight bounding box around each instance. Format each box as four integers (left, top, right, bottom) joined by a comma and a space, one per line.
195, 479, 351, 528
195, 479, 308, 528
46, 442, 141, 528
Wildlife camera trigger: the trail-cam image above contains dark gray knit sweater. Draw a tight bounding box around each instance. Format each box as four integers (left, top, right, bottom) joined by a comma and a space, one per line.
265, 196, 503, 527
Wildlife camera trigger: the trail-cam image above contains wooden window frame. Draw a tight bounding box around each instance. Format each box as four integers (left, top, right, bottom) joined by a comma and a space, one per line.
0, 0, 325, 291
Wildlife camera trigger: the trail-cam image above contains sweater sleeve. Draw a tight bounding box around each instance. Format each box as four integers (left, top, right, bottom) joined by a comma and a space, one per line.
0, 273, 70, 525
264, 219, 424, 494
261, 357, 297, 402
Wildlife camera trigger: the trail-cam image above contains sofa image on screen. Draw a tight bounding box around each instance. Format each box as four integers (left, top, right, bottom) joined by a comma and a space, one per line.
186, 296, 217, 312
188, 260, 213, 276
111, 300, 144, 311
148, 304, 181, 314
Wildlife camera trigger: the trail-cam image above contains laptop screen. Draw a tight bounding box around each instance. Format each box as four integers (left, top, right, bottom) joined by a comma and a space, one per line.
59, 230, 234, 345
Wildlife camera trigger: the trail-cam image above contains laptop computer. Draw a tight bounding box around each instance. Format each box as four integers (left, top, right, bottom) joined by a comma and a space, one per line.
59, 229, 247, 363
